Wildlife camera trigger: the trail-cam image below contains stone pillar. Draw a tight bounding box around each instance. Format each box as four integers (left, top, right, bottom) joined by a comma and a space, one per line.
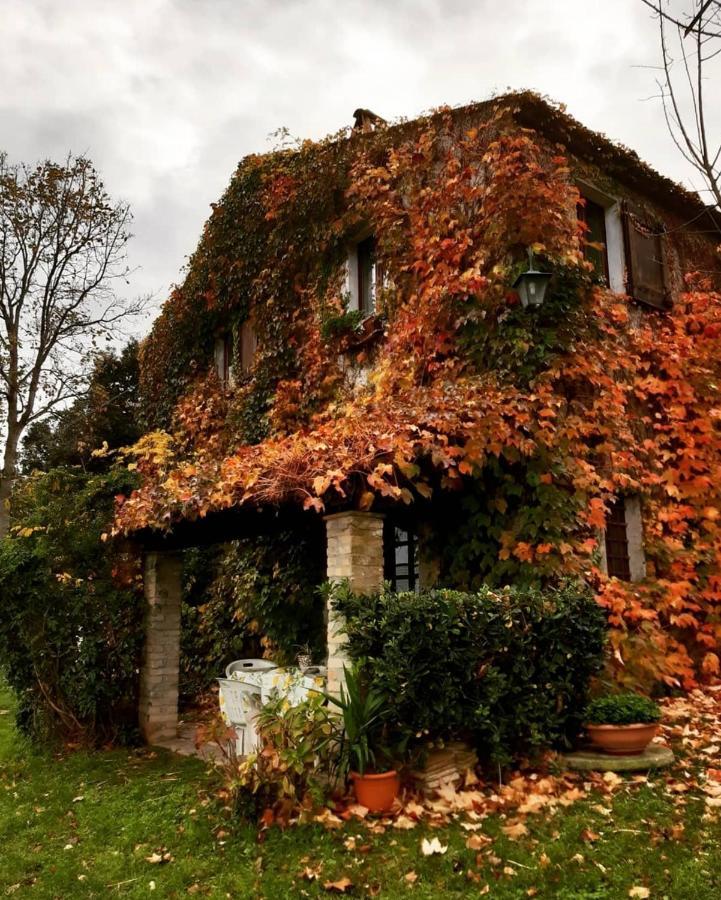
139, 551, 183, 744
324, 511, 384, 695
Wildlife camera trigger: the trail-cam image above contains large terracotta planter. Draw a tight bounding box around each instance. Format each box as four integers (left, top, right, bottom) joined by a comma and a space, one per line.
351, 770, 400, 813
586, 723, 659, 756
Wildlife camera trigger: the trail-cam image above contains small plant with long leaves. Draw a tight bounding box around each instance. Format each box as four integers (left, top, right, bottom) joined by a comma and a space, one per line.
326, 664, 407, 777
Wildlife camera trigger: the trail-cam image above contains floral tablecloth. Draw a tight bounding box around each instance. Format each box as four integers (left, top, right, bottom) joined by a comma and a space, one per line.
228, 666, 326, 708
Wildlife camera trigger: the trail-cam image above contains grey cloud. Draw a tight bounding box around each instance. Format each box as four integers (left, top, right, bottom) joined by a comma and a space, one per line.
1, 0, 716, 335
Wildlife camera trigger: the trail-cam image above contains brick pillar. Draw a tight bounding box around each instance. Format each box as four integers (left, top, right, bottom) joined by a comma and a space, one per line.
139, 552, 183, 744
324, 511, 384, 695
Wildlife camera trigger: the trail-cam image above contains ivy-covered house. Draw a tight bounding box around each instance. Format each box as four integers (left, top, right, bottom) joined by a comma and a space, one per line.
117, 92, 721, 745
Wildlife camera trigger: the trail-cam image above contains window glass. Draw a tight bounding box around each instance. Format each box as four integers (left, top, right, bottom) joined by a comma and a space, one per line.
357, 236, 376, 315
605, 497, 631, 580
577, 197, 609, 282
384, 521, 419, 592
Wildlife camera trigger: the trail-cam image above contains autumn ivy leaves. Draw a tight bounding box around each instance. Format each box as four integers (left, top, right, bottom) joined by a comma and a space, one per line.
117, 102, 721, 689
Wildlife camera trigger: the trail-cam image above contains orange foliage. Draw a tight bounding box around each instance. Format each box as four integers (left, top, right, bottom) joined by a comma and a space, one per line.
116, 107, 721, 690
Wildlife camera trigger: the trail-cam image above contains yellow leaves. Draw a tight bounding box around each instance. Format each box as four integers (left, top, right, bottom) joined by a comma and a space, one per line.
13, 525, 45, 538
358, 490, 375, 511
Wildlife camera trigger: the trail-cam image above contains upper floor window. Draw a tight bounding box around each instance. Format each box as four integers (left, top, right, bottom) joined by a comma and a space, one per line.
346, 236, 381, 316
214, 333, 233, 387
577, 196, 610, 283
214, 316, 257, 387
621, 203, 669, 309
383, 520, 419, 592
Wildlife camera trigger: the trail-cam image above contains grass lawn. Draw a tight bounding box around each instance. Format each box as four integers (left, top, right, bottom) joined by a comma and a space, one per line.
1, 680, 720, 899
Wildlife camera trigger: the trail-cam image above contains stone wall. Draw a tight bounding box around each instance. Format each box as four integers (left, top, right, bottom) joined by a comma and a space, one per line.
324, 511, 384, 694
139, 552, 183, 743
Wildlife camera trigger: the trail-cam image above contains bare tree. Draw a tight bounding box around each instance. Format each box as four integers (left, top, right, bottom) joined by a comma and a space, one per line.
642, 0, 721, 213
0, 153, 146, 536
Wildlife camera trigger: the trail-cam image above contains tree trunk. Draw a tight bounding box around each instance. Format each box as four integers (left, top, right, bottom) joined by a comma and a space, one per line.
0, 429, 19, 539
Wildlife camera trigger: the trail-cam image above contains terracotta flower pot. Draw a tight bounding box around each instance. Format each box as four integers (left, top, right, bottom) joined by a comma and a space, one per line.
585, 722, 659, 755
351, 770, 400, 813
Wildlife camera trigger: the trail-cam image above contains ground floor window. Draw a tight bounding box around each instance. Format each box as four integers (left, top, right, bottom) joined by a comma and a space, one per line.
384, 520, 419, 592
604, 497, 632, 580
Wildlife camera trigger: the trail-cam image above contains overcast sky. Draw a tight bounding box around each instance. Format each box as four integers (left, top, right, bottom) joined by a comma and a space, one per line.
1, 0, 717, 336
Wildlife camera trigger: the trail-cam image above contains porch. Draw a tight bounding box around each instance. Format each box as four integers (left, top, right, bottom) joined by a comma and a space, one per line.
137, 508, 388, 749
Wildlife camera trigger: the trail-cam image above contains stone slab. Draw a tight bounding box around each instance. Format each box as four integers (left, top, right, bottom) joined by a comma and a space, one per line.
562, 743, 674, 772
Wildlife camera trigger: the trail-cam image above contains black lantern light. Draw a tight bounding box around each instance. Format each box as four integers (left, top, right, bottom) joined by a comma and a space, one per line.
512, 249, 552, 308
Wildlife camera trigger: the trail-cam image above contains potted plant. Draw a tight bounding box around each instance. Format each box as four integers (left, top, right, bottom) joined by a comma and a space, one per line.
295, 643, 312, 671
327, 665, 404, 813
584, 693, 661, 755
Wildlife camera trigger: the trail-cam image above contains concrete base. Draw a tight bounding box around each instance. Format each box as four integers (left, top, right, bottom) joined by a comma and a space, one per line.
410, 741, 479, 794
563, 743, 674, 772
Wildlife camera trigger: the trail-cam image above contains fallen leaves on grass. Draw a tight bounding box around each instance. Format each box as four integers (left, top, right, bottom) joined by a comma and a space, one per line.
501, 821, 529, 840
323, 876, 353, 893
466, 833, 493, 850
628, 887, 650, 898
145, 850, 173, 865
420, 837, 448, 856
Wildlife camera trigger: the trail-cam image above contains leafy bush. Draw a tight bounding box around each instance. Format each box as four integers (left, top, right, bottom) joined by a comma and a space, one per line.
334, 581, 607, 764
0, 467, 142, 744
203, 691, 336, 823
585, 693, 660, 726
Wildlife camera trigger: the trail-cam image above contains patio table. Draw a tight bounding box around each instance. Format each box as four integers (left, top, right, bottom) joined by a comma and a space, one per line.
221, 666, 326, 754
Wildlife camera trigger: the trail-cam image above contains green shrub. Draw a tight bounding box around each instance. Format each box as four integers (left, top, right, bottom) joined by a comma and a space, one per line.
585, 692, 660, 725
333, 581, 607, 764
0, 467, 142, 744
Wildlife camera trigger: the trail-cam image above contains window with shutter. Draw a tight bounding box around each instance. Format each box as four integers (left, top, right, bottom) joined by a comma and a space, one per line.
357, 236, 377, 316
622, 203, 669, 309
214, 333, 233, 387
577, 196, 609, 283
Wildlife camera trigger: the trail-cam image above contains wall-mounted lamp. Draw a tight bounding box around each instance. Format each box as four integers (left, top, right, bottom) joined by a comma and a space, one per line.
512, 249, 552, 308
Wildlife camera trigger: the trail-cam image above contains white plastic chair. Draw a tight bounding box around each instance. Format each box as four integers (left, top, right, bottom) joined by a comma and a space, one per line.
225, 658, 277, 679
217, 678, 261, 756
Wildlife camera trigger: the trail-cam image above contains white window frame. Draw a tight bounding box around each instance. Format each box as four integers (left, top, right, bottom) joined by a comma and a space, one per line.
599, 494, 646, 583
214, 334, 233, 387
344, 236, 379, 316
576, 180, 626, 294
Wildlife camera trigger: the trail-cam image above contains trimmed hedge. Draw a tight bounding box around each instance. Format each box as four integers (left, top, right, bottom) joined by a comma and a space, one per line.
334, 581, 607, 763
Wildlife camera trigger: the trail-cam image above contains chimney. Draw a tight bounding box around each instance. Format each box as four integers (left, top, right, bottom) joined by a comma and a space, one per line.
352, 108, 387, 134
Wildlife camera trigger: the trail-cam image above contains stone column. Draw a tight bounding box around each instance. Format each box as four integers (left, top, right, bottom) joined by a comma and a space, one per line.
324, 511, 384, 695
139, 551, 183, 744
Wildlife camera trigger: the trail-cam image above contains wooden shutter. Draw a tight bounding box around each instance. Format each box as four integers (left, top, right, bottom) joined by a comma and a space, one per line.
622, 202, 669, 309
239, 316, 257, 373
